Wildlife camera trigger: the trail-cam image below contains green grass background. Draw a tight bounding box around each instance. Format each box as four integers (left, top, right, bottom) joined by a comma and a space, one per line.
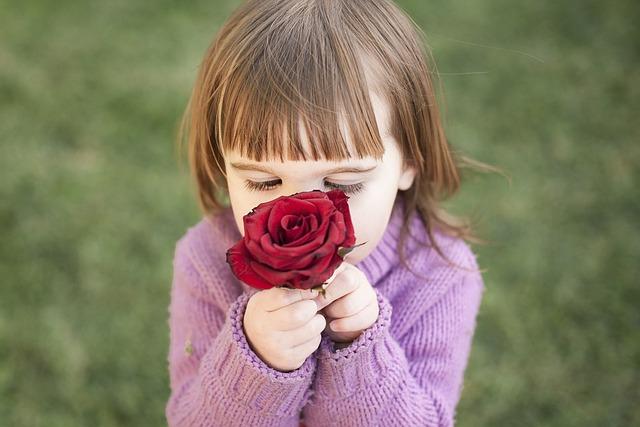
1, 0, 638, 425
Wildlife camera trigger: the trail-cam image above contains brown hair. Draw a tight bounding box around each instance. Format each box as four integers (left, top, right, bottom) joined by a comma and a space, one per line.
176, 0, 501, 273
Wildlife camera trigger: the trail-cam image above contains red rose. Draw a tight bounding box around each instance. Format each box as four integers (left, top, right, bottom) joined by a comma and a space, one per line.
226, 189, 361, 291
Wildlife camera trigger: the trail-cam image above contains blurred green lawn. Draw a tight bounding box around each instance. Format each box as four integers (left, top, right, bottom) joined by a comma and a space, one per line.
1, 0, 638, 426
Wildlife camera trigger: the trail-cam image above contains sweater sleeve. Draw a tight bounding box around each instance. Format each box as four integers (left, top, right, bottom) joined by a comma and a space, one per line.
302, 270, 484, 426
165, 239, 317, 426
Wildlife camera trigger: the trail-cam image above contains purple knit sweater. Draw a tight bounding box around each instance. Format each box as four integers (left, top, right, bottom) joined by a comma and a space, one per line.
165, 197, 484, 426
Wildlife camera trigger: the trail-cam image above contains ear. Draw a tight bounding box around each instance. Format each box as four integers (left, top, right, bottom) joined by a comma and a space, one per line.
397, 163, 417, 191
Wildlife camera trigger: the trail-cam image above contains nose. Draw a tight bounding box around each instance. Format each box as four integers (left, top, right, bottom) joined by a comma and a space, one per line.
280, 181, 324, 196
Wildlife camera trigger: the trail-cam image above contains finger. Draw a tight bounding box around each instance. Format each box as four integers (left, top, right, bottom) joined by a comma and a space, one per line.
260, 287, 319, 312
289, 333, 323, 364
269, 299, 319, 331
322, 285, 373, 319
313, 266, 361, 310
325, 262, 348, 286
283, 313, 327, 347
329, 299, 379, 332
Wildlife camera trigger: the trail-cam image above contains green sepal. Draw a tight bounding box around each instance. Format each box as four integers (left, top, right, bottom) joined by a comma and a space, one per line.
337, 241, 367, 258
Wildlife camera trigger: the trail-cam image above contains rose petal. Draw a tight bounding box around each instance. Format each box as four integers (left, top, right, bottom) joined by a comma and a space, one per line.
305, 246, 341, 278
247, 236, 316, 270
225, 241, 273, 289
325, 216, 346, 245
281, 214, 322, 247
249, 260, 304, 288
282, 215, 318, 242
267, 198, 318, 243
310, 197, 336, 218
259, 228, 327, 258
281, 214, 309, 241
249, 251, 340, 290
272, 238, 338, 271
328, 191, 356, 247
280, 235, 345, 287
243, 205, 271, 243
291, 190, 329, 200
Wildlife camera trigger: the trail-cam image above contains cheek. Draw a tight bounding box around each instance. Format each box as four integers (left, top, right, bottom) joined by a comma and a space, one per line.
227, 183, 258, 237
229, 198, 248, 237
347, 212, 389, 263
345, 180, 399, 262
233, 215, 245, 238
228, 180, 281, 237
346, 205, 379, 261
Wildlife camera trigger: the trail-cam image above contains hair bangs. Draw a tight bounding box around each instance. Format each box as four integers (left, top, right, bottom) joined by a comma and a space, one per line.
217, 2, 385, 163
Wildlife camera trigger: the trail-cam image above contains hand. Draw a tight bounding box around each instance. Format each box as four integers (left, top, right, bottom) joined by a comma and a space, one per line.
313, 262, 380, 346
243, 287, 326, 372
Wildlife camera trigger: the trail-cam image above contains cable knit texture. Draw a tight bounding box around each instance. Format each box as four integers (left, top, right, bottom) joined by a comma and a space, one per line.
165, 196, 485, 426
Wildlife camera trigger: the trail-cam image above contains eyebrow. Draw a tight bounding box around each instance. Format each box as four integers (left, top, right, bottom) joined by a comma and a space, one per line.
230, 162, 378, 176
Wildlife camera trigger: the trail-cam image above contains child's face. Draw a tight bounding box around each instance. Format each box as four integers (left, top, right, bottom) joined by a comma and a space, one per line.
223, 91, 416, 264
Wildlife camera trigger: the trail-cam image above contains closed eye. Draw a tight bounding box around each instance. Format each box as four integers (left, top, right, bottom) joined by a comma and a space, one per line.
243, 179, 365, 194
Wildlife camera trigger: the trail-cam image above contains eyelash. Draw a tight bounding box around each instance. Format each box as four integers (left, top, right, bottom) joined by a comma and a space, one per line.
243, 179, 365, 194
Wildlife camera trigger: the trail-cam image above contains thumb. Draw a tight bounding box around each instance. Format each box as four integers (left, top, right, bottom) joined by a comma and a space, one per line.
326, 262, 348, 285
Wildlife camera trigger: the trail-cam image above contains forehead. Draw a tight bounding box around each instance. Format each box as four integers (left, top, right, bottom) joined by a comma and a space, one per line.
226, 155, 380, 179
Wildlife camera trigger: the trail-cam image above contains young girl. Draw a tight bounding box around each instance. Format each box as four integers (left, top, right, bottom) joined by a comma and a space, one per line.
166, 0, 487, 425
